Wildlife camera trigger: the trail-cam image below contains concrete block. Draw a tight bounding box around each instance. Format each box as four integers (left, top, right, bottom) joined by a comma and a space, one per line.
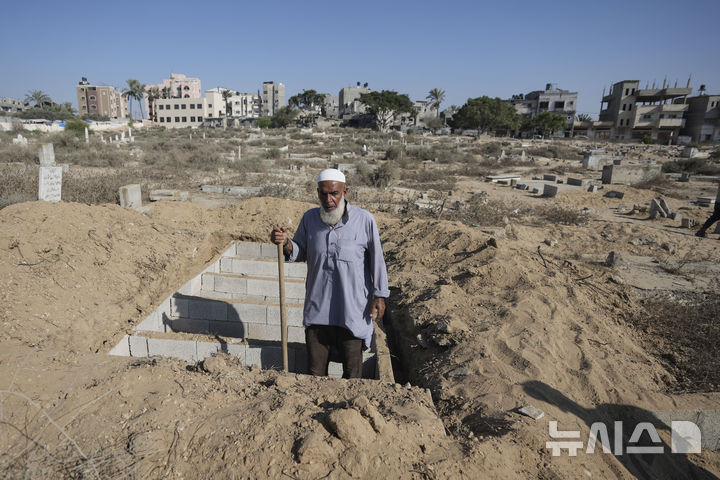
287, 326, 306, 343
219, 258, 234, 274
247, 277, 305, 299
567, 177, 586, 186
659, 198, 672, 215
267, 305, 304, 326
587, 185, 598, 193
246, 346, 283, 369
670, 212, 682, 222
681, 217, 694, 228
248, 323, 281, 341
177, 276, 201, 296
213, 275, 248, 294
220, 343, 246, 362
170, 297, 189, 318
201, 273, 215, 291
201, 185, 226, 194
328, 361, 344, 378
128, 335, 148, 357
601, 164, 662, 185
235, 242, 263, 258
207, 319, 247, 338
543, 174, 558, 182
196, 341, 219, 361
168, 317, 209, 334
543, 184, 559, 197
260, 243, 280, 258
108, 335, 130, 356
135, 310, 165, 332
188, 298, 227, 321
234, 259, 278, 277
228, 302, 267, 324
119, 184, 142, 209
147, 338, 197, 362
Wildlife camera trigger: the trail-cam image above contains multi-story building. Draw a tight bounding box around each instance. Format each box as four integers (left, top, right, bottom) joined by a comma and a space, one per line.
320, 94, 339, 119
506, 83, 578, 125
0, 97, 26, 113
339, 83, 372, 119
597, 79, 691, 143
262, 81, 285, 116
146, 73, 202, 123
154, 97, 206, 128
76, 78, 127, 118
205, 88, 261, 119
677, 86, 720, 143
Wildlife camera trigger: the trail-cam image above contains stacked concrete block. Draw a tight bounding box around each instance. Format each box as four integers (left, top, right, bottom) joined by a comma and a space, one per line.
543, 174, 558, 182
567, 178, 587, 187
109, 241, 382, 379
543, 184, 559, 197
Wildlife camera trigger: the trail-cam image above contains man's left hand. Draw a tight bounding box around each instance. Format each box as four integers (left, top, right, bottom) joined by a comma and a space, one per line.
371, 297, 386, 322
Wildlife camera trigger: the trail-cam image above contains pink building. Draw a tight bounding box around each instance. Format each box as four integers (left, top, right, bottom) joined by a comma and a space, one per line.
145, 73, 202, 121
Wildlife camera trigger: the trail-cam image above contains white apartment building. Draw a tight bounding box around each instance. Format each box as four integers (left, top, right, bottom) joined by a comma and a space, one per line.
205, 88, 261, 119
154, 97, 207, 128
262, 81, 285, 116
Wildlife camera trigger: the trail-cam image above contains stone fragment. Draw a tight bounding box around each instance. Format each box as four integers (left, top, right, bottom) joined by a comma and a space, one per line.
518, 405, 545, 420
446, 366, 471, 378
605, 251, 625, 267
587, 185, 598, 193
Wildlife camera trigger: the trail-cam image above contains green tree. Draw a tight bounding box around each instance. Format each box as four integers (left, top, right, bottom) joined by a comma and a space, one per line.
426, 88, 445, 117
288, 89, 324, 125
146, 86, 161, 122
359, 90, 415, 132
24, 90, 52, 108
221, 89, 234, 117
530, 112, 569, 138
270, 106, 298, 128
64, 118, 90, 137
123, 79, 146, 119
449, 96, 520, 133
257, 117, 271, 129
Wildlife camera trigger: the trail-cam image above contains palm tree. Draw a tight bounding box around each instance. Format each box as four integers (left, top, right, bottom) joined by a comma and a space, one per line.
426, 88, 446, 118
221, 88, 234, 117
122, 79, 147, 120
146, 86, 160, 122
25, 90, 52, 108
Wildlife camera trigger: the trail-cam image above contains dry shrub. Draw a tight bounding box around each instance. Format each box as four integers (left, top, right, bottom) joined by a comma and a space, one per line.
527, 204, 590, 226
634, 296, 720, 393
63, 170, 146, 204
0, 166, 37, 209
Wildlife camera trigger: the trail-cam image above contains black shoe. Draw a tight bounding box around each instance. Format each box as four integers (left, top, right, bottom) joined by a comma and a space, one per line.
696, 230, 707, 238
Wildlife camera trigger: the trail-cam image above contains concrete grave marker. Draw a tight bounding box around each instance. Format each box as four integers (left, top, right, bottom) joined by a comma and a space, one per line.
238, 145, 242, 161
119, 184, 142, 210
84, 127, 89, 144
38, 166, 62, 202
12, 134, 28, 146
38, 143, 55, 166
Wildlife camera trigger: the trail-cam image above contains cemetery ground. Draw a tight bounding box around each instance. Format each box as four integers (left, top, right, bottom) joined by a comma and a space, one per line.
1, 126, 720, 478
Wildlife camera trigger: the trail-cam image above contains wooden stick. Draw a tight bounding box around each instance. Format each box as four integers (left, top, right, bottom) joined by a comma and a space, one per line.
277, 243, 288, 372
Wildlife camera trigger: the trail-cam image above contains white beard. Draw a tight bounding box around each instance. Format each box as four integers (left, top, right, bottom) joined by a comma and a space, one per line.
319, 196, 346, 226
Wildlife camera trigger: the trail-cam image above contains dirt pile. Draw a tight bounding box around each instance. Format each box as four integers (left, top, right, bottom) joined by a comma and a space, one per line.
1, 197, 719, 479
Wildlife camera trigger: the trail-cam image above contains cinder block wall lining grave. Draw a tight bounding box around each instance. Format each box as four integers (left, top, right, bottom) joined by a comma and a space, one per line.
109, 241, 394, 381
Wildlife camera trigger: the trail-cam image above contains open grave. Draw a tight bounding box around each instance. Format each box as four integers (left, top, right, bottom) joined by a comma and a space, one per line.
109, 241, 394, 380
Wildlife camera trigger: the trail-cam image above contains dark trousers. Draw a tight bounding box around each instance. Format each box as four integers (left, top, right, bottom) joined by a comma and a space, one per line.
702, 202, 720, 230
305, 325, 363, 378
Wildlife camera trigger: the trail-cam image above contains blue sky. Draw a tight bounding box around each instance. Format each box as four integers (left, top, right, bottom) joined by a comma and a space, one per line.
2, 0, 718, 119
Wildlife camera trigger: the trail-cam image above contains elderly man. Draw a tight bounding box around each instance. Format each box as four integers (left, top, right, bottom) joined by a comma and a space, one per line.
271, 168, 389, 378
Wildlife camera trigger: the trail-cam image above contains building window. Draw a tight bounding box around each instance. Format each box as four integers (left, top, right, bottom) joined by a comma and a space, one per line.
182, 116, 187, 122
631, 88, 636, 95
622, 104, 626, 111
539, 101, 548, 110
190, 116, 195, 122
208, 104, 212, 108
175, 117, 180, 122
91, 105, 97, 110
81, 96, 85, 100
189, 104, 194, 109
181, 104, 186, 109
184, 95, 189, 98
554, 101, 564, 109
160, 117, 164, 123
173, 104, 178, 110
625, 88, 629, 95
158, 105, 163, 110
89, 96, 96, 100
198, 116, 202, 121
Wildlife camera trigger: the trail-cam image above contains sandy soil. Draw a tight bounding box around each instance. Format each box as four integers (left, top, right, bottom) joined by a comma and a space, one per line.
1, 174, 720, 478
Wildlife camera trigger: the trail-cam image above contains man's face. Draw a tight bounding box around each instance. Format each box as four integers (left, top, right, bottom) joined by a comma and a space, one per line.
317, 181, 347, 210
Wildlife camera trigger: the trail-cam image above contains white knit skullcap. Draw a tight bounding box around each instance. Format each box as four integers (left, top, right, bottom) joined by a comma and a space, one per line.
317, 168, 346, 183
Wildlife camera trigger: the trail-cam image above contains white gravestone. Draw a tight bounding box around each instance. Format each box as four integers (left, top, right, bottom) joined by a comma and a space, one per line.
38, 167, 62, 202
84, 127, 89, 144
238, 145, 242, 161
38, 144, 55, 166
119, 184, 142, 210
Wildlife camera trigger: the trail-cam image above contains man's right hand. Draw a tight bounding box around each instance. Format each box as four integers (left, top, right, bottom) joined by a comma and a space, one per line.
271, 225, 287, 245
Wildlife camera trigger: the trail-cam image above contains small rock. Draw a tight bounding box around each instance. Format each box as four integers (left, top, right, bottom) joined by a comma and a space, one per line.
609, 275, 625, 285
605, 251, 625, 267
544, 238, 558, 247
446, 366, 471, 378
518, 405, 545, 420
661, 242, 676, 254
